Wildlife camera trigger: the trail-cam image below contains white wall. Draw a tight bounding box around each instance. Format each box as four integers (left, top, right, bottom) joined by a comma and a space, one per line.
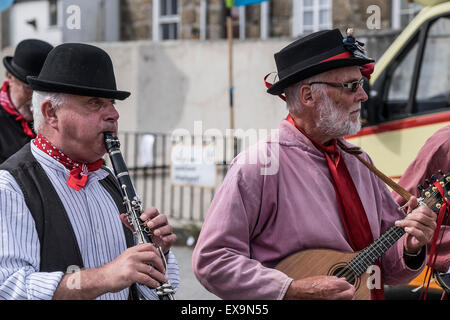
0, 38, 290, 135
94, 34, 396, 135
9, 0, 62, 46
97, 39, 290, 135
1, 36, 395, 136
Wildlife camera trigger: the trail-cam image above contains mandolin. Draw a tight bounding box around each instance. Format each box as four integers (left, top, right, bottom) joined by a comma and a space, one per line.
275, 172, 450, 300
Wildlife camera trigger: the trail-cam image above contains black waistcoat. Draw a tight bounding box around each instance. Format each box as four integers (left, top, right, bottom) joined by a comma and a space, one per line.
0, 105, 33, 164
0, 143, 138, 299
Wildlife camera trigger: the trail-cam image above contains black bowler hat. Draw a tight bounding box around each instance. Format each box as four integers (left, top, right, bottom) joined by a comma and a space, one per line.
267, 29, 374, 95
3, 39, 53, 84
27, 43, 130, 100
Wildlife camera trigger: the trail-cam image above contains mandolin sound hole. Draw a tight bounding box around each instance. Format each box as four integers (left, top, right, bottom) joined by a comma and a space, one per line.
328, 263, 360, 289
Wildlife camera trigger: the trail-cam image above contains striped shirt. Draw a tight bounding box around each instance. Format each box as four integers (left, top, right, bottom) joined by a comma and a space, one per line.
0, 143, 179, 300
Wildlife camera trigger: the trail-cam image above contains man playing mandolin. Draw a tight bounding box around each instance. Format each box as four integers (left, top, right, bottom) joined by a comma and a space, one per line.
192, 29, 439, 300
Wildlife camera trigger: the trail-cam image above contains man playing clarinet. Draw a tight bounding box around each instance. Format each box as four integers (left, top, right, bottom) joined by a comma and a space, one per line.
0, 43, 179, 300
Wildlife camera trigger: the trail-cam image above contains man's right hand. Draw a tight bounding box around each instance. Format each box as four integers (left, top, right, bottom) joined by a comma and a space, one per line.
101, 243, 168, 292
284, 275, 355, 300
53, 243, 168, 299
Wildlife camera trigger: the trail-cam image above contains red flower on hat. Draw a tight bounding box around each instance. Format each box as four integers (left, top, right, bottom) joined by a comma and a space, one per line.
360, 63, 374, 80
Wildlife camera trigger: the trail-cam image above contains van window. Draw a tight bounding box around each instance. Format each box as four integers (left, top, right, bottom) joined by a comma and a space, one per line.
415, 17, 450, 113
385, 38, 419, 118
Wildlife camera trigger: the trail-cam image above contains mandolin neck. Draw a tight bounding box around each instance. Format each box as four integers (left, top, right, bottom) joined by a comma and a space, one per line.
348, 226, 405, 276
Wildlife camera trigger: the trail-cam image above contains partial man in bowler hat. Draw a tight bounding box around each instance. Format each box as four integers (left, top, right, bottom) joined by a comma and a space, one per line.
0, 39, 53, 164
0, 43, 179, 300
193, 29, 437, 300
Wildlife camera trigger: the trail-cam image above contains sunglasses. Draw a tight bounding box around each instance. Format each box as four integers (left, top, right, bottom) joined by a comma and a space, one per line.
308, 78, 364, 93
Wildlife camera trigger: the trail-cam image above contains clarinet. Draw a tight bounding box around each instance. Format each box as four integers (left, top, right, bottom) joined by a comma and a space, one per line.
104, 132, 175, 300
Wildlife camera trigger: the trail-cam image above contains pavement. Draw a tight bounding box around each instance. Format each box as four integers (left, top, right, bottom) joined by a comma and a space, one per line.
171, 245, 220, 300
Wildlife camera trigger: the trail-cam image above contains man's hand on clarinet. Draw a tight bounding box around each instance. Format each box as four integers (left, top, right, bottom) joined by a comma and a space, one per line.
101, 243, 168, 292
120, 206, 177, 255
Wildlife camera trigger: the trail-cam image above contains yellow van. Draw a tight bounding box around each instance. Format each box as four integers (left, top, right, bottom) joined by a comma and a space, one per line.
347, 0, 450, 298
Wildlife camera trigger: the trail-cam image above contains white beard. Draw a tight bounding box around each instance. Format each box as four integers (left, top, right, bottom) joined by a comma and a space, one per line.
315, 93, 361, 138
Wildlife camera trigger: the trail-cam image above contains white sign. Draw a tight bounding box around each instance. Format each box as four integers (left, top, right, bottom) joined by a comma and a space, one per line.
171, 144, 217, 187
140, 134, 155, 166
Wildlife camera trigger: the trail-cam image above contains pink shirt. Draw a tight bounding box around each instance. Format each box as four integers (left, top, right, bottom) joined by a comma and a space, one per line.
192, 120, 425, 299
393, 124, 450, 206
393, 124, 450, 273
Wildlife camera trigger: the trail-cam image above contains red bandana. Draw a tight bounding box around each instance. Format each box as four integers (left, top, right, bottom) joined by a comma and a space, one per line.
33, 134, 104, 191
0, 81, 35, 138
286, 114, 384, 300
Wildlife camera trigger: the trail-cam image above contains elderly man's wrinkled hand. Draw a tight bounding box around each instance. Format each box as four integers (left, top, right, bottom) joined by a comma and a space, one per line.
395, 196, 437, 254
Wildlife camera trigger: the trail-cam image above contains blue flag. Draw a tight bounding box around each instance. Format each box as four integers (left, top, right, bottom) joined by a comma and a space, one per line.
0, 0, 13, 12
226, 0, 268, 8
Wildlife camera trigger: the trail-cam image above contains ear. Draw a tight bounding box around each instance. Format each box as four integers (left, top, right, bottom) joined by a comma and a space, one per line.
41, 100, 59, 130
299, 84, 317, 109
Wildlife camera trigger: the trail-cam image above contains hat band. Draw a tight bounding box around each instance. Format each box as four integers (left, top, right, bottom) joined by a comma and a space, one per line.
320, 51, 353, 62
264, 73, 286, 102
277, 45, 347, 79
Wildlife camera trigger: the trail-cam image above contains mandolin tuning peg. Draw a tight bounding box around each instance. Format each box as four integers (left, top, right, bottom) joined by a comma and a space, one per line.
425, 179, 431, 186
431, 174, 438, 182
417, 184, 424, 191
438, 170, 444, 176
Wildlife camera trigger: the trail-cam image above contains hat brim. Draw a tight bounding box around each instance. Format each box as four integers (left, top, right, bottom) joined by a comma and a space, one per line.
3, 56, 28, 83
267, 57, 374, 95
27, 76, 131, 100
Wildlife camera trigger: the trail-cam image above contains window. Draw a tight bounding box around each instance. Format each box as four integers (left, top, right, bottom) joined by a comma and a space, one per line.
160, 0, 178, 39
231, 7, 244, 39
384, 16, 450, 121
49, 0, 58, 27
384, 37, 419, 119
415, 17, 450, 113
227, 2, 270, 40
153, 0, 180, 41
292, 0, 332, 36
399, 0, 422, 27
392, 0, 423, 29
387, 40, 419, 103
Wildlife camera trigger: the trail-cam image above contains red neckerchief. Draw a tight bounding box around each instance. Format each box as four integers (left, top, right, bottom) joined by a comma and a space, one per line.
286, 114, 385, 300
0, 81, 35, 138
33, 134, 104, 191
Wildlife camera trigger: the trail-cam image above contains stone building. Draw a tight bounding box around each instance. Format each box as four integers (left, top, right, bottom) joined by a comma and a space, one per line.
1, 0, 423, 47
120, 0, 423, 41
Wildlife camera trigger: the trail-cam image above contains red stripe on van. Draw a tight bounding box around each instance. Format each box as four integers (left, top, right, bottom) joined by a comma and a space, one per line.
347, 110, 450, 139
